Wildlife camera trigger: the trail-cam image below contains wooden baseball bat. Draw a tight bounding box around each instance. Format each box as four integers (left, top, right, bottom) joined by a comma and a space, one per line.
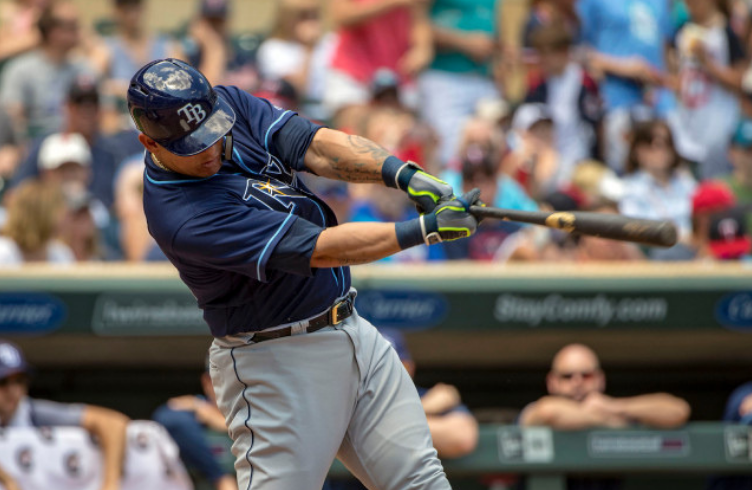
469, 206, 678, 248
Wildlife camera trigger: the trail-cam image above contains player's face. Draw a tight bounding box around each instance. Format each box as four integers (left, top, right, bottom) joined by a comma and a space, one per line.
547, 352, 604, 402
0, 374, 28, 424
142, 136, 224, 178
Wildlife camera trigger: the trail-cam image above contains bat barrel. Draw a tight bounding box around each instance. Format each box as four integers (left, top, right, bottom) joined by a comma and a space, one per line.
469, 206, 678, 248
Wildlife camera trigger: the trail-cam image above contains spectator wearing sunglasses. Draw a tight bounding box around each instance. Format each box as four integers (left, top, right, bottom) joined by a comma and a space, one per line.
516, 344, 691, 490
619, 119, 697, 250
519, 343, 690, 430
0, 340, 129, 490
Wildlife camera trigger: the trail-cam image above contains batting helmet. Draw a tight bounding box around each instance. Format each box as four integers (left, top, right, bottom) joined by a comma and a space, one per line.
127, 58, 236, 156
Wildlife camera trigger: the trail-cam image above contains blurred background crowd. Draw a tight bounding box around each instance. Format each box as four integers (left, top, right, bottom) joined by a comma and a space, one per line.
0, 0, 752, 266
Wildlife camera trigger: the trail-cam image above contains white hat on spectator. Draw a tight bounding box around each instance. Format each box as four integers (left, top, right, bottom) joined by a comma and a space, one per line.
38, 133, 92, 171
511, 103, 553, 133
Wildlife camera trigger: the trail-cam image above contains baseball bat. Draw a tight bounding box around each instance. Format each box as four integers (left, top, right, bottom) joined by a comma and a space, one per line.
469, 206, 678, 248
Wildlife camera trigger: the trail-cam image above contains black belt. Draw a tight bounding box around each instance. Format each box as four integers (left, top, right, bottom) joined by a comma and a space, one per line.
251, 293, 355, 344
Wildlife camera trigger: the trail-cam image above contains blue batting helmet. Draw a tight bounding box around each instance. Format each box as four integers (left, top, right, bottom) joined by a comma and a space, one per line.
127, 58, 236, 156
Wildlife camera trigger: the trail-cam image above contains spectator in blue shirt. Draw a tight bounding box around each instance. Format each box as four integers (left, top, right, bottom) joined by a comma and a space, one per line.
578, 0, 674, 173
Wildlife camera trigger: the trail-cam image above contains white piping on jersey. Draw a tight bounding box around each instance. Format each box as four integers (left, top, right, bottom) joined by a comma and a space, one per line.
257, 213, 295, 281
263, 110, 292, 152
144, 170, 217, 185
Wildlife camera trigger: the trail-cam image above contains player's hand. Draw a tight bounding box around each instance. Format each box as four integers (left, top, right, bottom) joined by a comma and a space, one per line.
419, 188, 481, 245
403, 162, 455, 213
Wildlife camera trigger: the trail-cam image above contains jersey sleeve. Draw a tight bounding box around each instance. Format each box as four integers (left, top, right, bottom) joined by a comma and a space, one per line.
215, 86, 297, 166
266, 218, 323, 276
272, 115, 325, 172
29, 399, 86, 427
173, 204, 301, 283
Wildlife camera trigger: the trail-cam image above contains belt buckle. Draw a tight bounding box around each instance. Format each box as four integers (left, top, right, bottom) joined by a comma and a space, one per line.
330, 297, 352, 325
330, 301, 343, 325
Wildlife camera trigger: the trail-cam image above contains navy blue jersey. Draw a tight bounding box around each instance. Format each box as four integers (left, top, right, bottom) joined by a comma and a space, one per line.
143, 86, 350, 337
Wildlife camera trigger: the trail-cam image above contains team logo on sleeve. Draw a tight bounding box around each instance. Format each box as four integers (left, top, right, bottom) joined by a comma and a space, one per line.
177, 103, 207, 131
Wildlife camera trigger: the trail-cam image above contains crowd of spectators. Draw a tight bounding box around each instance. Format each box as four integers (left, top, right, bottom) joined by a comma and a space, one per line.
1, 0, 752, 267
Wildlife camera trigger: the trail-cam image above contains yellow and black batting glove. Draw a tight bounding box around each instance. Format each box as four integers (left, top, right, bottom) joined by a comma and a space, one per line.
395, 189, 482, 250
385, 160, 454, 213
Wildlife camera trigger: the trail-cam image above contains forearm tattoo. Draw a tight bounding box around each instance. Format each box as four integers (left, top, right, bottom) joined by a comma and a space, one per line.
326, 135, 391, 183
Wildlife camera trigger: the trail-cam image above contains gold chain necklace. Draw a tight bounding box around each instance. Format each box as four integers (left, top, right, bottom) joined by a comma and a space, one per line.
151, 153, 170, 171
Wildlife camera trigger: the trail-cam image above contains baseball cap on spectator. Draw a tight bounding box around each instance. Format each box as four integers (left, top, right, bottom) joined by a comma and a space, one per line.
691, 180, 736, 215
732, 118, 752, 149
0, 341, 30, 380
378, 328, 411, 362
370, 68, 400, 99
254, 79, 299, 111
511, 103, 553, 133
201, 0, 229, 18
67, 75, 100, 105
542, 189, 583, 212
708, 207, 752, 260
38, 133, 92, 171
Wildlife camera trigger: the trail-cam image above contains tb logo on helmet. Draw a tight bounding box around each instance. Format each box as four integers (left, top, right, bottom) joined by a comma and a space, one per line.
177, 103, 207, 131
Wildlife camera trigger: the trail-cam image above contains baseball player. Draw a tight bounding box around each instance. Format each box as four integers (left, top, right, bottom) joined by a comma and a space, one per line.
127, 58, 480, 490
0, 340, 130, 490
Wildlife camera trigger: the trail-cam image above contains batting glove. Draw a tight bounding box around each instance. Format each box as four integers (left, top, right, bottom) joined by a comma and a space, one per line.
395, 189, 481, 248
404, 163, 454, 214
382, 158, 454, 213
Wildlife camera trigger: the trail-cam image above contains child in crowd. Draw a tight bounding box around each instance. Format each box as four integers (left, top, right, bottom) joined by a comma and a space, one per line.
619, 119, 697, 253
669, 0, 746, 178
526, 21, 602, 186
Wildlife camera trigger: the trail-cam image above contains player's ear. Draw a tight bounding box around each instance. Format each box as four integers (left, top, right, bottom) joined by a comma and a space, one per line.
138, 134, 159, 152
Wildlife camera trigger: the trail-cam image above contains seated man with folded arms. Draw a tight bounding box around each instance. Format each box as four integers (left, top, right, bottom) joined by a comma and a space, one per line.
520, 343, 690, 430
517, 343, 690, 490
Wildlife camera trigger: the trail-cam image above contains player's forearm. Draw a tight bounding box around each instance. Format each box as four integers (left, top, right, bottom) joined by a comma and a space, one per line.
613, 394, 691, 428
311, 222, 402, 267
82, 406, 130, 490
305, 128, 391, 184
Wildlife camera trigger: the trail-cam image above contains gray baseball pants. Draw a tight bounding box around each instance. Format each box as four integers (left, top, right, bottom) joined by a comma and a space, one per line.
209, 307, 451, 490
